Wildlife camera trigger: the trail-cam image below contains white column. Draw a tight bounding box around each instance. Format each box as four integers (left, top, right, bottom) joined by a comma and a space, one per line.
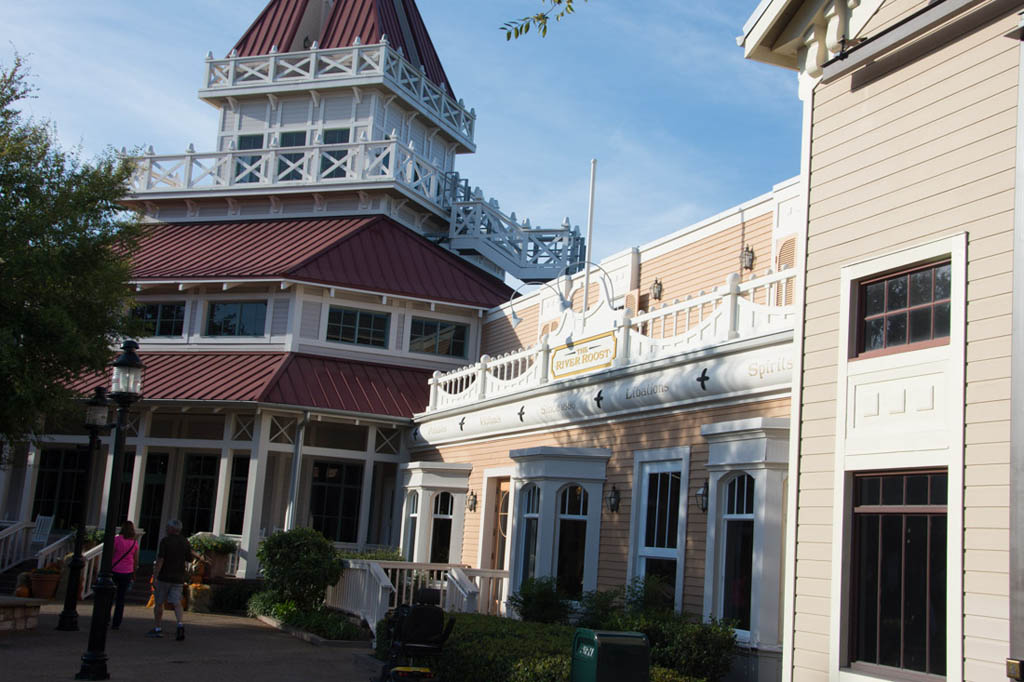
239, 413, 270, 578
413, 490, 432, 563
97, 441, 116, 525
18, 445, 39, 521
126, 410, 152, 526
212, 415, 235, 535
356, 457, 374, 546
283, 415, 308, 531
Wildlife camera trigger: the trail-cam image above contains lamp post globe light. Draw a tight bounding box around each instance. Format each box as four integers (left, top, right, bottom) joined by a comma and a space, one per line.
56, 387, 110, 632
76, 340, 143, 681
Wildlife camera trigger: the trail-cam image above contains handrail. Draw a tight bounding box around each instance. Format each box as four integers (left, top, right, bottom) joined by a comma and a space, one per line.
78, 529, 147, 599
35, 531, 76, 569
446, 566, 479, 614
426, 269, 797, 411
0, 521, 32, 574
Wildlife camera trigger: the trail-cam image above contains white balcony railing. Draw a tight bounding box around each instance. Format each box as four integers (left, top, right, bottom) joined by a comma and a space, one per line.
203, 41, 474, 145
130, 139, 449, 207
427, 269, 797, 412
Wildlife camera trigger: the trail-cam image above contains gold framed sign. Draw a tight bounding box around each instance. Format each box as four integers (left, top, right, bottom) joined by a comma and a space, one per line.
549, 331, 617, 380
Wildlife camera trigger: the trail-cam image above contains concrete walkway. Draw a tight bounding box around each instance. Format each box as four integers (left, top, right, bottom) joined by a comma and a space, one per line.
0, 603, 383, 681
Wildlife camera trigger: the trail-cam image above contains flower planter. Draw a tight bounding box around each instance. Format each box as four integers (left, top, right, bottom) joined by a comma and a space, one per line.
206, 552, 231, 580
29, 573, 60, 600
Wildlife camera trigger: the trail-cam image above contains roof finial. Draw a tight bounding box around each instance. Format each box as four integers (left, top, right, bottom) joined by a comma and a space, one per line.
230, 49, 238, 58
380, 34, 389, 46
146, 145, 155, 155
270, 45, 278, 54
206, 51, 214, 60
561, 216, 571, 229
389, 129, 397, 140
186, 143, 195, 153
310, 40, 319, 50
353, 36, 361, 46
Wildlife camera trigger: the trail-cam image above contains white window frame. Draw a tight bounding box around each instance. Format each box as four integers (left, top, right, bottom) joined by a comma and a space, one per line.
398, 462, 470, 564
402, 491, 419, 562
428, 491, 455, 563
717, 472, 756, 640
628, 447, 691, 613
517, 483, 541, 583
553, 483, 589, 599
200, 296, 272, 343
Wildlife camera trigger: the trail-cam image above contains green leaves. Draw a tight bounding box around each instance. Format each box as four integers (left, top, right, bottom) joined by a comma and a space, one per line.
501, 0, 586, 40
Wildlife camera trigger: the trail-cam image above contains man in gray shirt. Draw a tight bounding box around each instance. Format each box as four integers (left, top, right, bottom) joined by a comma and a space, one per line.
148, 520, 194, 641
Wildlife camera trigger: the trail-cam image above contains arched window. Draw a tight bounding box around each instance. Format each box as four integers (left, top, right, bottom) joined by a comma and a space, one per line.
721, 474, 755, 631
556, 484, 588, 599
519, 485, 540, 581
429, 492, 454, 563
403, 491, 419, 562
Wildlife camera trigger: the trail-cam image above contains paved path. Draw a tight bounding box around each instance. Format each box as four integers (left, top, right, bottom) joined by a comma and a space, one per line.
0, 603, 383, 681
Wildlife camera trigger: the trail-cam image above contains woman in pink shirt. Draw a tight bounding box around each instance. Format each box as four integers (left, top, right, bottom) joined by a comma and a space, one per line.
110, 520, 139, 630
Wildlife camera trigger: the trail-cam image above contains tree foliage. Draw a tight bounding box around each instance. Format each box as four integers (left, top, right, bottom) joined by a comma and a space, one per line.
502, 0, 587, 40
0, 56, 142, 457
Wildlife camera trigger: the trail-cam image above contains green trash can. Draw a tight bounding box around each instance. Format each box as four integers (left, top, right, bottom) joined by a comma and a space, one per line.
570, 628, 650, 682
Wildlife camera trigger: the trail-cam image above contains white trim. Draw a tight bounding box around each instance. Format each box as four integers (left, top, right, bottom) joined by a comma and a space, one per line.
476, 466, 515, 572
627, 447, 691, 613
828, 233, 966, 681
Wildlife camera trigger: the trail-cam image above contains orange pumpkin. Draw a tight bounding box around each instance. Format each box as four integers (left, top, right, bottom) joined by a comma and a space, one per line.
14, 586, 30, 598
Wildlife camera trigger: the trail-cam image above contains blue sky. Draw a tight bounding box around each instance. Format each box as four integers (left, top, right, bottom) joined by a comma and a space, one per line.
1, 1, 801, 262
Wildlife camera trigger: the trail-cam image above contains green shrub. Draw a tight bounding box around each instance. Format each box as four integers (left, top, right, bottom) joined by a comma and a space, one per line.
337, 546, 404, 561
247, 589, 284, 617
508, 577, 570, 624
606, 611, 735, 682
509, 654, 570, 682
576, 586, 622, 629
438, 613, 573, 681
188, 532, 239, 555
624, 574, 674, 615
651, 666, 699, 682
286, 607, 364, 640
210, 580, 262, 613
256, 528, 343, 610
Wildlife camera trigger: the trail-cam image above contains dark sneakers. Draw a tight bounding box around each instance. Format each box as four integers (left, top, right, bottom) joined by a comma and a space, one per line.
175, 625, 185, 641
146, 628, 162, 638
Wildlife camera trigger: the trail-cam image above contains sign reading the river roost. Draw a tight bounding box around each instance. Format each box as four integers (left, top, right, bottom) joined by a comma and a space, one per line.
549, 331, 617, 380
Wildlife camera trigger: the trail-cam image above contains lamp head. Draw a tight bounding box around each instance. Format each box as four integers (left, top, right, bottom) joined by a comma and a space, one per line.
110, 339, 144, 401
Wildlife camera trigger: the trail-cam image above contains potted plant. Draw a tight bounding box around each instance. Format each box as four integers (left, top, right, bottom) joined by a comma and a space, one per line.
188, 533, 239, 580
29, 564, 62, 599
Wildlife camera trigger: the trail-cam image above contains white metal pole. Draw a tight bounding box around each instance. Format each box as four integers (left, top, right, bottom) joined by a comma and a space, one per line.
581, 159, 597, 316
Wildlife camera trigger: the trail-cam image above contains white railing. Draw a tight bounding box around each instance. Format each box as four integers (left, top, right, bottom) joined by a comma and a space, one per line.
450, 198, 586, 283
35, 532, 75, 569
130, 139, 448, 205
327, 559, 395, 632
445, 566, 479, 614
80, 543, 104, 599
0, 521, 31, 574
427, 269, 797, 412
203, 41, 474, 145
463, 568, 508, 616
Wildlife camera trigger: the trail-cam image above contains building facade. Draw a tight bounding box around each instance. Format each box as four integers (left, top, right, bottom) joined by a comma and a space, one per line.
740, 1, 1023, 680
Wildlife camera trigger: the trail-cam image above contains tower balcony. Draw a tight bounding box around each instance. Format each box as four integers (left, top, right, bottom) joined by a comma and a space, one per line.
127, 138, 453, 216
200, 42, 475, 152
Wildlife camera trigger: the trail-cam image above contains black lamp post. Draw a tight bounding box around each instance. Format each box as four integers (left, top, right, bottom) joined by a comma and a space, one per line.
76, 340, 143, 681
56, 387, 110, 632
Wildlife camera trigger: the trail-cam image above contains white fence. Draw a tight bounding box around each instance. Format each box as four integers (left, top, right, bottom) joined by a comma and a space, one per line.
428, 269, 796, 412
0, 521, 31, 574
203, 42, 475, 145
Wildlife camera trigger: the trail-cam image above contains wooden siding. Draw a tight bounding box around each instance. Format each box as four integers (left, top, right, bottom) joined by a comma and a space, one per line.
414, 397, 790, 613
482, 300, 539, 356
793, 5, 1017, 680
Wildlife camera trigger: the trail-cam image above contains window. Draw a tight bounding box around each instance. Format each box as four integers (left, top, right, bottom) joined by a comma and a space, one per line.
430, 492, 454, 563
235, 134, 264, 183
850, 470, 947, 677
321, 128, 350, 180
180, 454, 219, 537
858, 261, 950, 357
519, 485, 540, 582
225, 456, 249, 535
277, 130, 306, 181
32, 448, 89, 531
720, 474, 754, 632
404, 492, 419, 561
556, 485, 588, 599
206, 301, 267, 337
308, 460, 362, 543
409, 317, 468, 358
134, 302, 186, 337
638, 463, 681, 608
326, 307, 389, 348
304, 421, 368, 451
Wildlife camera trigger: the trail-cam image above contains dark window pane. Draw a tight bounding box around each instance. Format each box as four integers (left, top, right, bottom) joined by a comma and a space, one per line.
885, 313, 907, 347
882, 476, 903, 505
430, 518, 452, 563
903, 515, 928, 672
323, 128, 349, 144
722, 519, 753, 630
930, 474, 947, 505
522, 518, 538, 580
906, 476, 929, 505
238, 134, 263, 151
933, 301, 950, 339
857, 477, 880, 506
279, 131, 306, 147
865, 318, 884, 352
929, 516, 947, 675
878, 515, 903, 667
556, 519, 587, 599
645, 473, 658, 548
934, 264, 951, 300
864, 282, 885, 316
908, 269, 933, 306
908, 308, 932, 343
409, 318, 469, 358
887, 276, 907, 310
643, 558, 676, 609
854, 514, 879, 664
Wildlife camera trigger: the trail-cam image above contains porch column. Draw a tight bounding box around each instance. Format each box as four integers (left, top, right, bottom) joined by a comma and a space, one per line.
356, 457, 374, 546
239, 413, 270, 578
413, 490, 432, 563
18, 444, 39, 521
211, 415, 235, 535
283, 414, 308, 531
126, 410, 152, 526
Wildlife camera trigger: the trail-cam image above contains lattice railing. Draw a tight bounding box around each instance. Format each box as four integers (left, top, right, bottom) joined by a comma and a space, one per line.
203, 42, 474, 145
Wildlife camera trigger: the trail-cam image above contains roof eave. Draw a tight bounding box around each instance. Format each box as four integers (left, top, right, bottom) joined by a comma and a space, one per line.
740, 0, 806, 67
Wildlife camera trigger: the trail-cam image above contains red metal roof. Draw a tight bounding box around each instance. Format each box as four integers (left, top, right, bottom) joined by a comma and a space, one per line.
69, 352, 430, 418
318, 0, 454, 96
132, 216, 512, 308
232, 0, 310, 57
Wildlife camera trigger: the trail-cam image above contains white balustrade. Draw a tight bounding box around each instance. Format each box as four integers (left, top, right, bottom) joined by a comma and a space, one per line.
327, 559, 395, 635
203, 43, 474, 144
0, 521, 31, 574
80, 543, 104, 599
463, 568, 508, 616
445, 566, 479, 614
426, 270, 797, 412
35, 532, 76, 569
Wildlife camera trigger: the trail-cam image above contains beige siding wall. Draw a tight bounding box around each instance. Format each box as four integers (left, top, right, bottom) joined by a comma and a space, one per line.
414, 397, 790, 613
482, 302, 540, 356
794, 6, 1017, 680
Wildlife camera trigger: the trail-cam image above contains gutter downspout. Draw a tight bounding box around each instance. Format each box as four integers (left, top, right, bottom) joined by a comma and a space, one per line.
283, 411, 310, 531
1008, 12, 1024, 681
